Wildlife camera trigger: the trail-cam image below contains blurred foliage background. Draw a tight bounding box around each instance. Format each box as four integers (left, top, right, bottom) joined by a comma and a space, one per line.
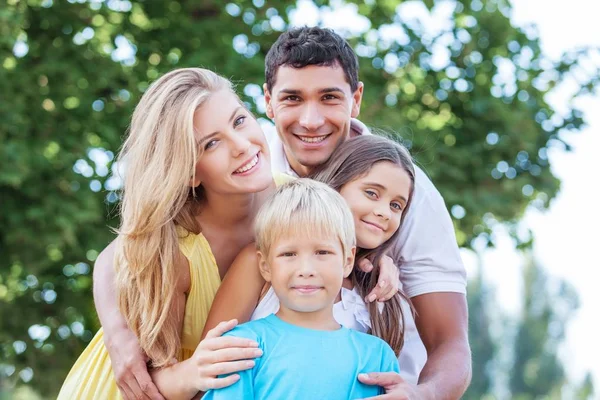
1, 0, 598, 398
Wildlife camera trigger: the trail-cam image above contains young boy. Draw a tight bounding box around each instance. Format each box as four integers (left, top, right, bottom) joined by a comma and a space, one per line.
203, 179, 399, 400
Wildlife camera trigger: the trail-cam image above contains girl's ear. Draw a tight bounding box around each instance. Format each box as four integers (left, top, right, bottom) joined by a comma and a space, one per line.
257, 251, 272, 282
343, 246, 356, 278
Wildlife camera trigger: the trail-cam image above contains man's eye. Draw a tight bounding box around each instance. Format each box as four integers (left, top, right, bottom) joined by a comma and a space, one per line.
283, 95, 300, 102
322, 94, 338, 100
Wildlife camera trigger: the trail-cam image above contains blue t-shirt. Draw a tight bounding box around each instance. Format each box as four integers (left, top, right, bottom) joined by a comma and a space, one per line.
204, 314, 400, 400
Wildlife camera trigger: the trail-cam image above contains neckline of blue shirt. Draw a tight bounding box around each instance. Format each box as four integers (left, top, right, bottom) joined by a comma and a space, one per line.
265, 313, 348, 337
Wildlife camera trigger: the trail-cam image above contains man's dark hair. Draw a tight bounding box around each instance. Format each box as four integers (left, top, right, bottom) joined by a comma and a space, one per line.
265, 27, 359, 92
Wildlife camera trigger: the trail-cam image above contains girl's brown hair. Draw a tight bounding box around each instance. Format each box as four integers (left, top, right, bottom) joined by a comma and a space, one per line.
310, 134, 416, 355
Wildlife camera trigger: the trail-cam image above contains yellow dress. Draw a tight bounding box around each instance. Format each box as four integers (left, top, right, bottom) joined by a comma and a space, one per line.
57, 174, 293, 399
57, 229, 221, 399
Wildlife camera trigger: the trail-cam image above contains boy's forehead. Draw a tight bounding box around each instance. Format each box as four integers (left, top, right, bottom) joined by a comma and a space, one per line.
271, 64, 352, 93
271, 230, 343, 248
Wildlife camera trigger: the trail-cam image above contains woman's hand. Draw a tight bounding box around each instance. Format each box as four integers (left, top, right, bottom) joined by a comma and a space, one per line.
105, 324, 165, 400
358, 255, 400, 303
183, 319, 263, 393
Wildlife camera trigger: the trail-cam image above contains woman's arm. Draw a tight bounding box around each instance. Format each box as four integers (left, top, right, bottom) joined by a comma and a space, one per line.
93, 240, 165, 400
151, 320, 262, 400
201, 243, 265, 339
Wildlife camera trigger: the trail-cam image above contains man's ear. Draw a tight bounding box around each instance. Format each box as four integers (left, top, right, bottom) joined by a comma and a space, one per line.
351, 82, 364, 118
263, 83, 274, 119
343, 246, 356, 278
257, 251, 272, 282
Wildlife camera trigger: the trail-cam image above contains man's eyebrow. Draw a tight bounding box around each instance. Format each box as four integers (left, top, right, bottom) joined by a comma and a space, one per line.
318, 87, 345, 94
279, 89, 301, 95
278, 87, 345, 95
199, 106, 243, 143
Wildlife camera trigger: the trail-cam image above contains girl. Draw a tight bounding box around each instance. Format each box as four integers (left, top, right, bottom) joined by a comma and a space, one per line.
204, 134, 416, 357
58, 67, 279, 399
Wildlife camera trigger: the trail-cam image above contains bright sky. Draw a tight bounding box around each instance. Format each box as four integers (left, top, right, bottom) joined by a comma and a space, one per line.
483, 0, 600, 391
291, 0, 600, 393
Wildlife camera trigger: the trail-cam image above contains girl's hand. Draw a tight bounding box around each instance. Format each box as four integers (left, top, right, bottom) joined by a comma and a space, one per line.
184, 319, 263, 392
358, 255, 400, 303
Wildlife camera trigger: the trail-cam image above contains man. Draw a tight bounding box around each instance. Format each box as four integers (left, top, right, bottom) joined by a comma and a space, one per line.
95, 27, 471, 399
261, 27, 471, 399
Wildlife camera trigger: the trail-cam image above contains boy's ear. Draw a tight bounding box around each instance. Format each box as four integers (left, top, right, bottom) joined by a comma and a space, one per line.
263, 84, 274, 119
257, 251, 272, 282
343, 246, 356, 278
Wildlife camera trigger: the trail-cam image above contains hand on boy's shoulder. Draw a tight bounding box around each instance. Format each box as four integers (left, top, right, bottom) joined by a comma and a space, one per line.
350, 329, 400, 373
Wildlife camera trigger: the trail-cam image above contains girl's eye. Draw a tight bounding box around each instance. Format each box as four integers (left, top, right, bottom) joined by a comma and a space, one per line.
365, 190, 378, 198
316, 250, 331, 255
281, 252, 296, 257
391, 202, 403, 211
204, 139, 218, 150
233, 115, 246, 128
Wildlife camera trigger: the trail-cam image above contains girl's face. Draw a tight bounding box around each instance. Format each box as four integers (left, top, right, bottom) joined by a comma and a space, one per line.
338, 161, 411, 250
191, 89, 272, 195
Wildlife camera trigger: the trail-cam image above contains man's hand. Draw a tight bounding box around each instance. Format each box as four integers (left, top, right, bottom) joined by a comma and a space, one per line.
358, 255, 400, 303
104, 327, 165, 400
358, 372, 432, 400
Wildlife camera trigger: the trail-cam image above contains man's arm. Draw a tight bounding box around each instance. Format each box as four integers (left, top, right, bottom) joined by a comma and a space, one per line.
413, 292, 471, 399
93, 240, 165, 400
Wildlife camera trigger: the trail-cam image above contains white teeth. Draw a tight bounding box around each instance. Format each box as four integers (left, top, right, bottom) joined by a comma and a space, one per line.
235, 154, 259, 174
299, 135, 327, 143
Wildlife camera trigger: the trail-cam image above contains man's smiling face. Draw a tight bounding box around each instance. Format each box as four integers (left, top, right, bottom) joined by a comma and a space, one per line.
264, 63, 363, 177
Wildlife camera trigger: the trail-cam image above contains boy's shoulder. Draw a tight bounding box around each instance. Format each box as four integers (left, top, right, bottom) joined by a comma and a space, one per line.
348, 328, 392, 349
222, 316, 278, 342
347, 329, 398, 366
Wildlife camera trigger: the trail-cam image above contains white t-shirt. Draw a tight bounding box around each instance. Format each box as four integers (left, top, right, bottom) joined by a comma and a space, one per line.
258, 121, 467, 384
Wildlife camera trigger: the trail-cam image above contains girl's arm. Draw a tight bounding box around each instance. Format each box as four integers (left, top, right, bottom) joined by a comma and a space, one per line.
201, 243, 265, 339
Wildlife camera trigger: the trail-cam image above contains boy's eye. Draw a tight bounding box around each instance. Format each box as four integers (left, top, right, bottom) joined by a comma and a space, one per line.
233, 115, 246, 128
316, 250, 331, 255
281, 252, 296, 257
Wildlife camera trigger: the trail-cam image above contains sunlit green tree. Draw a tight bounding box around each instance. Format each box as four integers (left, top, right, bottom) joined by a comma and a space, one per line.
1, 0, 598, 396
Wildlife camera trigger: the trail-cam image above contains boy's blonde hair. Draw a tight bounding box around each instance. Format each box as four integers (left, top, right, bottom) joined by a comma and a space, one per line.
254, 178, 356, 258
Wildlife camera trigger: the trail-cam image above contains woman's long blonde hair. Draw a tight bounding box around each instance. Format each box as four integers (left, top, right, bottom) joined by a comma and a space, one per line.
114, 68, 231, 368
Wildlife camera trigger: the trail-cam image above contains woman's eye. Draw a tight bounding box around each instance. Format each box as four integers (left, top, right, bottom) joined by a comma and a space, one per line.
233, 115, 246, 128
204, 139, 218, 150
365, 190, 378, 198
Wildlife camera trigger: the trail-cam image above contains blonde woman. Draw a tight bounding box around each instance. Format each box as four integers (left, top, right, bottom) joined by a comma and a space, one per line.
58, 68, 284, 399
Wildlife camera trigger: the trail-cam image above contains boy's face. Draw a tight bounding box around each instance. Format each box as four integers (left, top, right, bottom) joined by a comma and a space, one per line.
259, 234, 355, 315
264, 63, 363, 176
